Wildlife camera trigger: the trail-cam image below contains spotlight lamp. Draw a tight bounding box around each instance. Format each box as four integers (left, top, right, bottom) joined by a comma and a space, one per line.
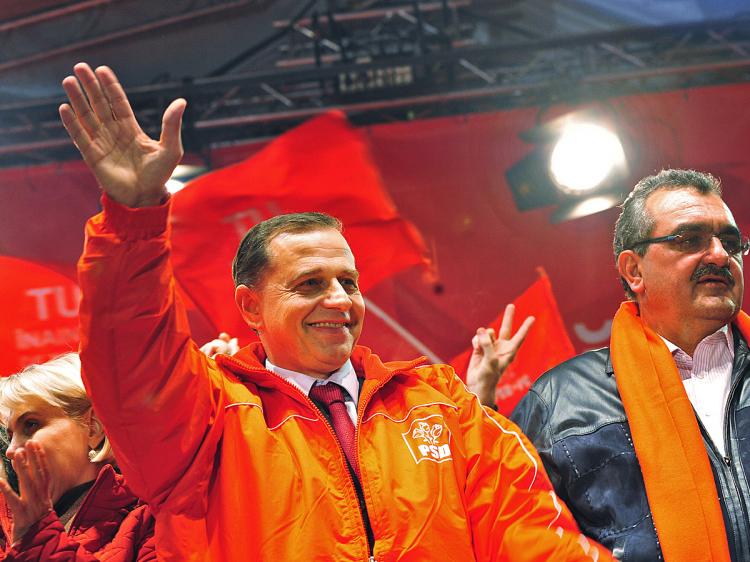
506, 110, 631, 223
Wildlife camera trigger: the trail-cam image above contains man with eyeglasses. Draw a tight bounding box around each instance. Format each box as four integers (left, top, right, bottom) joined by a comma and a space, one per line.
512, 169, 750, 562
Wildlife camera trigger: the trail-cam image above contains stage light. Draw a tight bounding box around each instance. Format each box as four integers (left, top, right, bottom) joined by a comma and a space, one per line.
505, 109, 631, 222
550, 122, 626, 193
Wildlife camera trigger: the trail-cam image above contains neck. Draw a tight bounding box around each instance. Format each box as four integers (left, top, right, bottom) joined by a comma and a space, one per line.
643, 315, 728, 356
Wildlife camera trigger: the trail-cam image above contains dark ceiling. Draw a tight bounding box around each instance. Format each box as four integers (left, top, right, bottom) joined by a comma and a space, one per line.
1, 0, 750, 167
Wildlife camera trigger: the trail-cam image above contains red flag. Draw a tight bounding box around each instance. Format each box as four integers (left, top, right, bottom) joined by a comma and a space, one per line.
450, 268, 575, 415
170, 111, 431, 343
0, 257, 81, 376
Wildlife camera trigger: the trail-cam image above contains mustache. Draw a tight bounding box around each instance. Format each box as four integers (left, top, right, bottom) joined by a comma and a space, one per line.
691, 263, 735, 285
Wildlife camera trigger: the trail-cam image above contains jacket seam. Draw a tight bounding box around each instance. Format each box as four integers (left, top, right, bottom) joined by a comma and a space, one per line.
362, 402, 459, 424
550, 418, 630, 444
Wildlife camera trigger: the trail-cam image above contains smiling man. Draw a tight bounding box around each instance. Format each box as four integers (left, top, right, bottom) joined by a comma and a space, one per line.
512, 169, 750, 562
62, 62, 610, 561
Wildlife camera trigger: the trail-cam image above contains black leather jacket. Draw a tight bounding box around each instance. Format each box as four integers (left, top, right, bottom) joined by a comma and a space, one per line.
511, 327, 750, 561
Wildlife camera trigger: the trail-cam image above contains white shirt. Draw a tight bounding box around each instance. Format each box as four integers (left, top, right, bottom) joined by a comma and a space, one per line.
661, 326, 734, 456
265, 359, 360, 425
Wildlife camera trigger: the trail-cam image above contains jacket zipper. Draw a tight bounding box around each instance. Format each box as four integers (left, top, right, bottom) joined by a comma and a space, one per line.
300, 386, 373, 556
720, 351, 750, 558
221, 355, 420, 560
694, 351, 750, 560
224, 358, 374, 558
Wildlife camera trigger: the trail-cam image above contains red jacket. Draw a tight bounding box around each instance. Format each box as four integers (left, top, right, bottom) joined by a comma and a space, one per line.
78, 196, 612, 561
3, 465, 155, 561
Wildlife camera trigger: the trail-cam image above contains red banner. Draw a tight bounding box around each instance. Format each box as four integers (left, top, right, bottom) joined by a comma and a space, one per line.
0, 257, 81, 376
170, 111, 431, 343
3, 83, 750, 367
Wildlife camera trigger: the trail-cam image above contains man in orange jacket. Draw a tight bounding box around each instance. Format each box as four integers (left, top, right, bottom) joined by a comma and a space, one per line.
61, 62, 612, 561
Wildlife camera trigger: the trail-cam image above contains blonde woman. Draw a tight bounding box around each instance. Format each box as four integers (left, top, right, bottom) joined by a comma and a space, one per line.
0, 353, 155, 560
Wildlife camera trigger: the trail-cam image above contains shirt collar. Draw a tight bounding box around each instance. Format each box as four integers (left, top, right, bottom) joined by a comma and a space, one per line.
660, 324, 733, 356
264, 359, 359, 402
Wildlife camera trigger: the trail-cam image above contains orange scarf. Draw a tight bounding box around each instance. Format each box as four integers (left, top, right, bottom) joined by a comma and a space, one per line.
611, 302, 750, 562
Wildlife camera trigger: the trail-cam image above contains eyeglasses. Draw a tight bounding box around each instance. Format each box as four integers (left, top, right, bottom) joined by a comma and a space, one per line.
630, 229, 750, 257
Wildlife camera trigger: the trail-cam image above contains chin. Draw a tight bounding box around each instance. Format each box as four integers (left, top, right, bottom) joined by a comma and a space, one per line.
695, 298, 740, 322
323, 347, 354, 365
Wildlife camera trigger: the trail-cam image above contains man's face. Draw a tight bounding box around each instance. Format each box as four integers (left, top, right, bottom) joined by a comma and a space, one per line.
627, 188, 744, 339
242, 228, 365, 378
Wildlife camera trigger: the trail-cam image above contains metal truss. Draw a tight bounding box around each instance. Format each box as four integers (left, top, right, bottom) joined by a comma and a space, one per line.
1, 1, 750, 167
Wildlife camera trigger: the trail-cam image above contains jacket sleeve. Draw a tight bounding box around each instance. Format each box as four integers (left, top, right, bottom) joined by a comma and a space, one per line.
77, 195, 225, 512
4, 506, 156, 562
4, 510, 98, 561
439, 367, 613, 562
510, 387, 566, 494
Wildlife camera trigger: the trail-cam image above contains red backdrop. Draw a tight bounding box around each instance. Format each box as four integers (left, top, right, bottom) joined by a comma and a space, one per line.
2, 82, 750, 373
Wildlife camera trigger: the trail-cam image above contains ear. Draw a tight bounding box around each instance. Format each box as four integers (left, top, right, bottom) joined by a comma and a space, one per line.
83, 409, 106, 450
235, 284, 263, 331
617, 250, 645, 297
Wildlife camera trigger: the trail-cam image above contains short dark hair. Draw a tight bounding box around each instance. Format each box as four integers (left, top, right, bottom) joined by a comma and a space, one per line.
232, 212, 343, 287
613, 168, 723, 299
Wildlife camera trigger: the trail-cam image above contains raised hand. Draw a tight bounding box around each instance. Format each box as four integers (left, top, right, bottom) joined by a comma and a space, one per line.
466, 304, 535, 407
0, 441, 54, 543
59, 63, 186, 208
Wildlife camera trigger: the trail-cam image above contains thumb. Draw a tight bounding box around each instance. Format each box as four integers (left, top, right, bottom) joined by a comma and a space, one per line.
160, 98, 186, 155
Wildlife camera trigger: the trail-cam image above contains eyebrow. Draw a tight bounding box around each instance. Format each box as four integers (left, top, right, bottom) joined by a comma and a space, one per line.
671, 222, 741, 236
292, 267, 360, 281
7, 410, 36, 431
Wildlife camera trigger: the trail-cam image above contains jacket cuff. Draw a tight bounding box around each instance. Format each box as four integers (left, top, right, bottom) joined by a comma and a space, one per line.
101, 193, 171, 240
9, 509, 60, 553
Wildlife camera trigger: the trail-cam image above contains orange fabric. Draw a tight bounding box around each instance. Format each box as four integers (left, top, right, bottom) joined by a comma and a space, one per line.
77, 195, 613, 562
610, 302, 745, 562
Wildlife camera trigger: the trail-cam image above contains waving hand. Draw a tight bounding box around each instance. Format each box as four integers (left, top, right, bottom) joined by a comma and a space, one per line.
59, 63, 186, 208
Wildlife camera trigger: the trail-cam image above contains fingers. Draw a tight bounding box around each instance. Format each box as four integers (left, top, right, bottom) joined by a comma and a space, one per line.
12, 448, 30, 498
61, 74, 100, 138
160, 98, 186, 157
498, 304, 515, 340
2, 442, 52, 543
0, 478, 22, 515
474, 327, 496, 358
25, 442, 51, 497
74, 63, 116, 126
510, 316, 536, 346
199, 340, 222, 357
59, 103, 95, 157
14, 443, 49, 496
200, 335, 240, 358
94, 65, 137, 125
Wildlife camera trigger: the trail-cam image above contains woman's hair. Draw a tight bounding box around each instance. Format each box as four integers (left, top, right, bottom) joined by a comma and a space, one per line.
0, 353, 112, 464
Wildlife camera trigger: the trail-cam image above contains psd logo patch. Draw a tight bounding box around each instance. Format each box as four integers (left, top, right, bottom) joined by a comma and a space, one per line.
402, 414, 453, 464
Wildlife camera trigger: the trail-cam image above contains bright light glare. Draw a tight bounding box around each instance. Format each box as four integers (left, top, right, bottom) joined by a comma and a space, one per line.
550, 123, 625, 193
166, 178, 185, 194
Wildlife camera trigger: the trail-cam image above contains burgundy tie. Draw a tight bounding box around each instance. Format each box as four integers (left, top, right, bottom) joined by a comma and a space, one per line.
309, 383, 360, 480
